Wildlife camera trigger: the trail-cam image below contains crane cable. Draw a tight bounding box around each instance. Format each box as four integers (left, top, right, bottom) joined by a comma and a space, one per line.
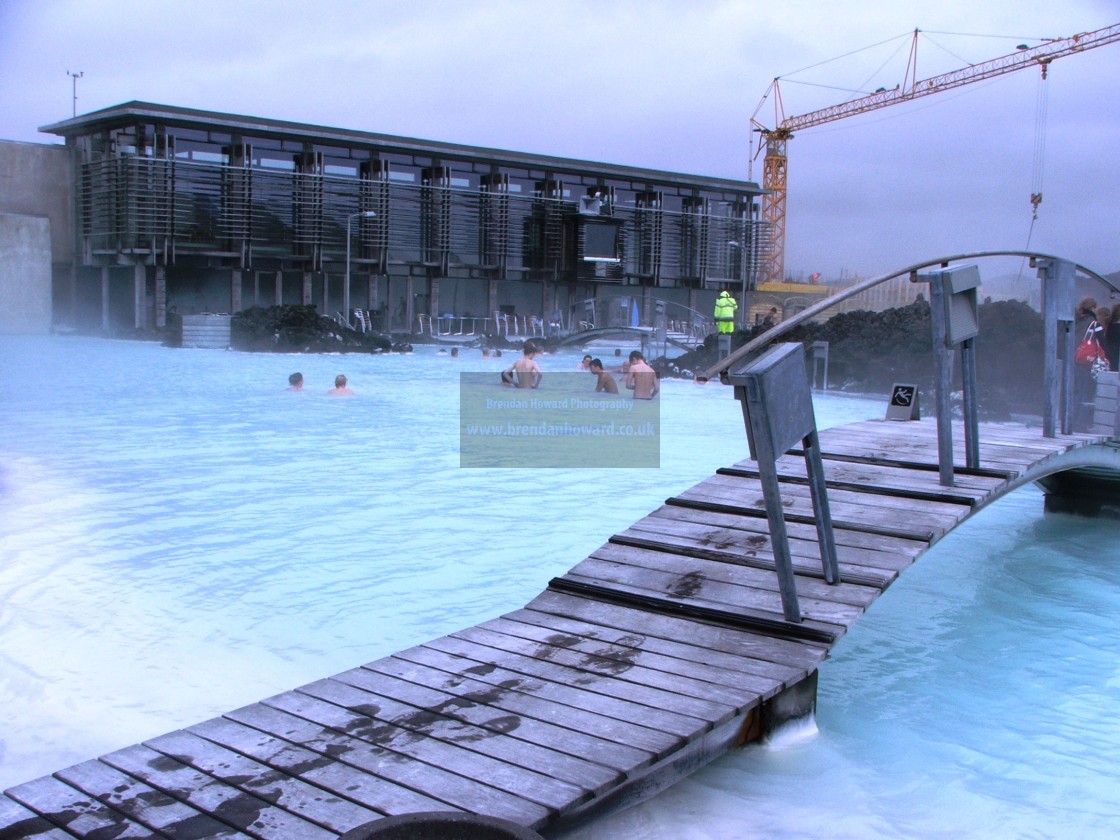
1025, 62, 1050, 247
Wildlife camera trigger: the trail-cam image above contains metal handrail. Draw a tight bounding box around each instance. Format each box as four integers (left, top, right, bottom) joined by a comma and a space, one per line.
697, 250, 1119, 384
566, 296, 713, 339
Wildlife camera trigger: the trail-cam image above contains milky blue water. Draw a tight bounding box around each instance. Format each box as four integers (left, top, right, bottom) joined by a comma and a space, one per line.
1, 336, 1117, 838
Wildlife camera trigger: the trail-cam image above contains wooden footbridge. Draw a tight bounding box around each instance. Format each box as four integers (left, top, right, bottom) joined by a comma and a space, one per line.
3, 254, 1118, 839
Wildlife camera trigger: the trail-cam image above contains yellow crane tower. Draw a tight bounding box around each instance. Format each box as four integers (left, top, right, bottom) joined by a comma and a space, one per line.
753, 23, 1120, 285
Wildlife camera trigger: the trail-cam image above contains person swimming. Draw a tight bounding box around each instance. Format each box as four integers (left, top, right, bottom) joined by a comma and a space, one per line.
287, 372, 303, 390
328, 374, 354, 396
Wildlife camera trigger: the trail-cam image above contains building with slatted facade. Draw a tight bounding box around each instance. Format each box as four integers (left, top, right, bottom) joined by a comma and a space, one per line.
38, 101, 767, 335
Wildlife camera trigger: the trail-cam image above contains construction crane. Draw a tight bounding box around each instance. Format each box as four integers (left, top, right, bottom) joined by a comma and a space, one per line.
752, 22, 1120, 285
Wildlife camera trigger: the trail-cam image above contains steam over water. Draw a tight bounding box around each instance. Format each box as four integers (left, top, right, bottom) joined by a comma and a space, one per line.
1, 336, 1117, 838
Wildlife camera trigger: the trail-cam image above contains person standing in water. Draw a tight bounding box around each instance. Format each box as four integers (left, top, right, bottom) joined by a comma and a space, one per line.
501, 341, 542, 388
624, 350, 658, 399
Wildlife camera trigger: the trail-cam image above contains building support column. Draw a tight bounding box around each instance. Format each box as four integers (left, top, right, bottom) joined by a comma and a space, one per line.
274, 271, 283, 306
488, 278, 498, 320
231, 269, 243, 314
540, 281, 553, 330
342, 271, 352, 326
321, 273, 330, 319
133, 263, 146, 330
405, 276, 415, 334
253, 271, 261, 307
429, 277, 440, 321
642, 284, 653, 327
367, 275, 379, 318
101, 266, 110, 332
155, 265, 167, 328
689, 287, 699, 325
302, 271, 313, 306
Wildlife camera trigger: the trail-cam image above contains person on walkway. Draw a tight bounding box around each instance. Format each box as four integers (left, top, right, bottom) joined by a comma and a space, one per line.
762, 307, 779, 328
624, 350, 659, 400
1106, 303, 1120, 373
502, 341, 542, 388
714, 291, 737, 335
328, 374, 354, 396
590, 358, 619, 394
1072, 298, 1101, 431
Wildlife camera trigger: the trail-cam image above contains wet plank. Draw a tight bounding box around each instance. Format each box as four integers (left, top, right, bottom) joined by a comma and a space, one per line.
181, 715, 452, 818
525, 590, 828, 671
100, 742, 346, 838
0, 793, 80, 839
222, 700, 551, 827
54, 759, 251, 838
326, 663, 650, 774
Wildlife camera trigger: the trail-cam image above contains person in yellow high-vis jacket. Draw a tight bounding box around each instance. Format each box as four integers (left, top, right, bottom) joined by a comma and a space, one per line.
714, 290, 737, 334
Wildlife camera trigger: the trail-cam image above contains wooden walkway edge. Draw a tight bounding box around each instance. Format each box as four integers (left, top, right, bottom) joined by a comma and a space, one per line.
2, 419, 1115, 839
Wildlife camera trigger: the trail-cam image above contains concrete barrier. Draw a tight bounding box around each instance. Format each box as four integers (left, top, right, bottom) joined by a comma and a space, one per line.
0, 212, 51, 334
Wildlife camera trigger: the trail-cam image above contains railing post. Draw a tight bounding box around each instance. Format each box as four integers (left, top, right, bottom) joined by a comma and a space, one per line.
729, 343, 841, 623
915, 264, 982, 485
1036, 257, 1075, 437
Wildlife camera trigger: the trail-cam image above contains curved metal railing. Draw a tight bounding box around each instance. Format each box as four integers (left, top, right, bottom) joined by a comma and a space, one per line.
697, 250, 1119, 384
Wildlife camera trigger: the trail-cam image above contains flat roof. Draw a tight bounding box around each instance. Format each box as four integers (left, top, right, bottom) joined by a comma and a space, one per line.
40, 101, 760, 194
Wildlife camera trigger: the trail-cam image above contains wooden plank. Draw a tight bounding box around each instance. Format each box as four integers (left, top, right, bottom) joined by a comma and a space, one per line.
647, 503, 924, 565
388, 644, 697, 749
54, 759, 251, 838
102, 741, 346, 838
506, 601, 810, 684
0, 792, 78, 839
422, 635, 733, 731
476, 613, 790, 695
718, 463, 988, 507
616, 521, 901, 587
696, 473, 969, 525
324, 665, 651, 775
222, 701, 551, 827
589, 539, 882, 606
550, 574, 845, 647
451, 620, 776, 708
183, 716, 452, 817
522, 590, 828, 671
667, 487, 944, 543
813, 423, 1066, 470
733, 453, 1007, 497
359, 652, 678, 760
276, 679, 604, 807
5, 776, 155, 838
563, 555, 866, 627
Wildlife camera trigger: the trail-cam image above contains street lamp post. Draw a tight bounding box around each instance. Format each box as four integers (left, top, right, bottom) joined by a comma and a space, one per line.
345, 211, 377, 328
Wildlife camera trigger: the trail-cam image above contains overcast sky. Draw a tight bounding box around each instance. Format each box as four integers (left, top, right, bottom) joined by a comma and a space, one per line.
2, 0, 1117, 279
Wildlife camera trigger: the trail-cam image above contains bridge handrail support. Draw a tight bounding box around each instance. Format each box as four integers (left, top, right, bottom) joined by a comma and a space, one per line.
566, 296, 713, 340
730, 343, 842, 623
1037, 257, 1078, 437
917, 266, 982, 486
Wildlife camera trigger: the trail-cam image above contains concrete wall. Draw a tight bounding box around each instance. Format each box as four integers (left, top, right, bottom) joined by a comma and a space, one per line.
0, 140, 70, 259
0, 212, 52, 334
0, 140, 72, 330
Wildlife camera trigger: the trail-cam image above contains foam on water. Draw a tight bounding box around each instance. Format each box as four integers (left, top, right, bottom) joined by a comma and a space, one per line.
1, 335, 1117, 838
